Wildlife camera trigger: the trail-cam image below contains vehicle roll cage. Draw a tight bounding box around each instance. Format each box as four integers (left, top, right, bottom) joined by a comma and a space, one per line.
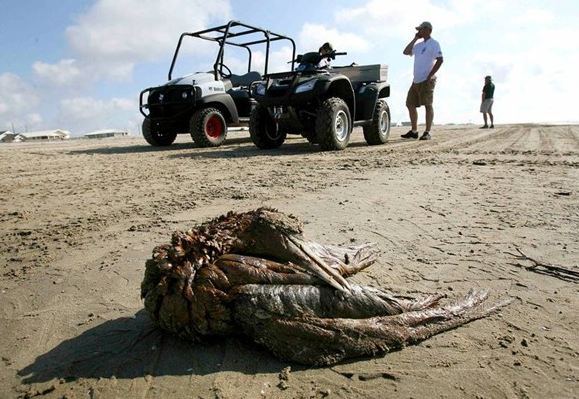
168, 20, 296, 81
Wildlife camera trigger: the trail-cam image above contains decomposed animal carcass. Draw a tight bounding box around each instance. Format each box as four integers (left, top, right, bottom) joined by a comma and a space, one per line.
141, 207, 510, 365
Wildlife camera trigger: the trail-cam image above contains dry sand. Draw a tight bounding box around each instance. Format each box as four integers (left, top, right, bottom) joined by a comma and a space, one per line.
0, 124, 577, 398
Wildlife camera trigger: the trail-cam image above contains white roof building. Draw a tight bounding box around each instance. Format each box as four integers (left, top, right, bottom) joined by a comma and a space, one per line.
18, 129, 71, 141
0, 131, 16, 142
84, 129, 129, 139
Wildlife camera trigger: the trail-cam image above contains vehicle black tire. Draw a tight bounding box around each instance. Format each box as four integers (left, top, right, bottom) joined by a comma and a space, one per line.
142, 119, 177, 146
249, 104, 286, 149
315, 97, 352, 151
190, 107, 227, 147
363, 99, 391, 145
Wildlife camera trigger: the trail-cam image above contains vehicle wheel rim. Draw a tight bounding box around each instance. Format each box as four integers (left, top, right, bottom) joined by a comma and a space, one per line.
265, 116, 279, 141
205, 115, 224, 139
379, 110, 389, 134
335, 110, 349, 142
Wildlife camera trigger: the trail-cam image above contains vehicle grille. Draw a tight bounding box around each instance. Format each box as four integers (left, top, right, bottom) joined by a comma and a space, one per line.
147, 85, 196, 118
266, 85, 291, 97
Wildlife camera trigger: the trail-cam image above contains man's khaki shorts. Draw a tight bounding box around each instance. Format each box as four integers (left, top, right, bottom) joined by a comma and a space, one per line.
406, 78, 436, 107
480, 98, 494, 113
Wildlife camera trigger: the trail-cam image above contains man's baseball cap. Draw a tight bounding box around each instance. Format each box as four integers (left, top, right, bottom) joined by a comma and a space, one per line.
416, 21, 433, 30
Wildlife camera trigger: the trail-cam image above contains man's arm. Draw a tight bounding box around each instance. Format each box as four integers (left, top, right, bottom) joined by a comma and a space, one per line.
427, 57, 443, 80
403, 35, 419, 55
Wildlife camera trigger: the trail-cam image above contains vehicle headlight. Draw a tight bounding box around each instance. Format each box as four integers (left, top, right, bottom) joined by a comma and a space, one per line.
181, 91, 189, 99
295, 80, 316, 94
255, 83, 266, 96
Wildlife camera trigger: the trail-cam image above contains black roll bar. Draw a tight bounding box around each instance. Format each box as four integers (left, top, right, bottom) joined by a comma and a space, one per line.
168, 20, 296, 81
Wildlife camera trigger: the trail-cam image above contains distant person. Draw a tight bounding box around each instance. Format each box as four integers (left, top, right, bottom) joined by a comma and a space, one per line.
401, 21, 443, 141
480, 75, 495, 128
317, 42, 334, 69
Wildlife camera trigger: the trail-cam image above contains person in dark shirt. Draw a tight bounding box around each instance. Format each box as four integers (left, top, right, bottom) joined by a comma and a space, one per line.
480, 75, 495, 128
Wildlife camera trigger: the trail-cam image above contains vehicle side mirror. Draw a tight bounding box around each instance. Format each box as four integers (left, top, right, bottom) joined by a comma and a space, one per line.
295, 54, 303, 63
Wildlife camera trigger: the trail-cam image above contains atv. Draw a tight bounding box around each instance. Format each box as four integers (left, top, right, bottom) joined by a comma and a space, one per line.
139, 21, 296, 147
249, 50, 391, 150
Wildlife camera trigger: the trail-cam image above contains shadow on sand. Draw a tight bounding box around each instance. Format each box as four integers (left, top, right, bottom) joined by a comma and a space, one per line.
67, 136, 372, 159
18, 310, 288, 383
166, 139, 372, 160
67, 141, 197, 155
66, 136, 253, 156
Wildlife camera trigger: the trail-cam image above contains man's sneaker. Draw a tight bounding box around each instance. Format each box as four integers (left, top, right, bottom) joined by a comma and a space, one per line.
401, 130, 418, 139
489, 124, 494, 129
419, 132, 432, 140
480, 125, 489, 129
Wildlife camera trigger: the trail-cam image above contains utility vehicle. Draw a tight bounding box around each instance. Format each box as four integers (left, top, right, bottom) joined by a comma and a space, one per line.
139, 21, 295, 147
249, 50, 390, 150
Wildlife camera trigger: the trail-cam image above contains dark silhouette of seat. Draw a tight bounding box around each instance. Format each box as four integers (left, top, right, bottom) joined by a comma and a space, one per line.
229, 71, 262, 88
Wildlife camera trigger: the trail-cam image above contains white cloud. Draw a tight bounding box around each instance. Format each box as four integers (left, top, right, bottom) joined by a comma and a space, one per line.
298, 23, 370, 53
57, 96, 138, 134
334, 0, 502, 39
33, 59, 82, 86
513, 8, 555, 25
65, 0, 231, 80
31, 0, 231, 86
265, 46, 297, 74
0, 73, 43, 131
25, 113, 43, 126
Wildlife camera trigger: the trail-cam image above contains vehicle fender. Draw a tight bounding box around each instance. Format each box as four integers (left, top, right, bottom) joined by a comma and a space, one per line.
197, 93, 239, 124
374, 82, 390, 99
318, 76, 355, 120
356, 82, 390, 120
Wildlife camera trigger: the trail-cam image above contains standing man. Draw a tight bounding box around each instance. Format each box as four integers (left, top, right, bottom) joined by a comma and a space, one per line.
480, 75, 495, 128
401, 21, 443, 141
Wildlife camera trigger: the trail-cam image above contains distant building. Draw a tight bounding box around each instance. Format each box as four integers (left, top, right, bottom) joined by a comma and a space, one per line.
84, 129, 129, 139
0, 130, 16, 143
18, 129, 71, 141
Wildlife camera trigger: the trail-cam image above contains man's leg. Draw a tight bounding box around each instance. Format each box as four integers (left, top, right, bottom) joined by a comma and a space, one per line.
420, 79, 435, 138
402, 84, 420, 139
489, 112, 494, 127
408, 105, 418, 132
483, 113, 488, 126
425, 105, 433, 132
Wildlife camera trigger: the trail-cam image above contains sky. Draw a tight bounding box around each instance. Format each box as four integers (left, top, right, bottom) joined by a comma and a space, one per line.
1, 0, 578, 135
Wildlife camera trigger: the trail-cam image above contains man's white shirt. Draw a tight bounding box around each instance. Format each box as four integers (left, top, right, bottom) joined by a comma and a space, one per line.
412, 38, 442, 83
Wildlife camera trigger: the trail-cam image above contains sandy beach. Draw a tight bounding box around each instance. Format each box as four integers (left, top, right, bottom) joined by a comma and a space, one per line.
1, 124, 577, 398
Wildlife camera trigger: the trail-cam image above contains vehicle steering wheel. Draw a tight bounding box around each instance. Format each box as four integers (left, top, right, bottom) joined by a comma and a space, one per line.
216, 63, 232, 79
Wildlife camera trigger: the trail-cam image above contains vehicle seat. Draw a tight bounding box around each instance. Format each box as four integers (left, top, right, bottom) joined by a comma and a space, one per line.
227, 88, 250, 99
229, 71, 262, 88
